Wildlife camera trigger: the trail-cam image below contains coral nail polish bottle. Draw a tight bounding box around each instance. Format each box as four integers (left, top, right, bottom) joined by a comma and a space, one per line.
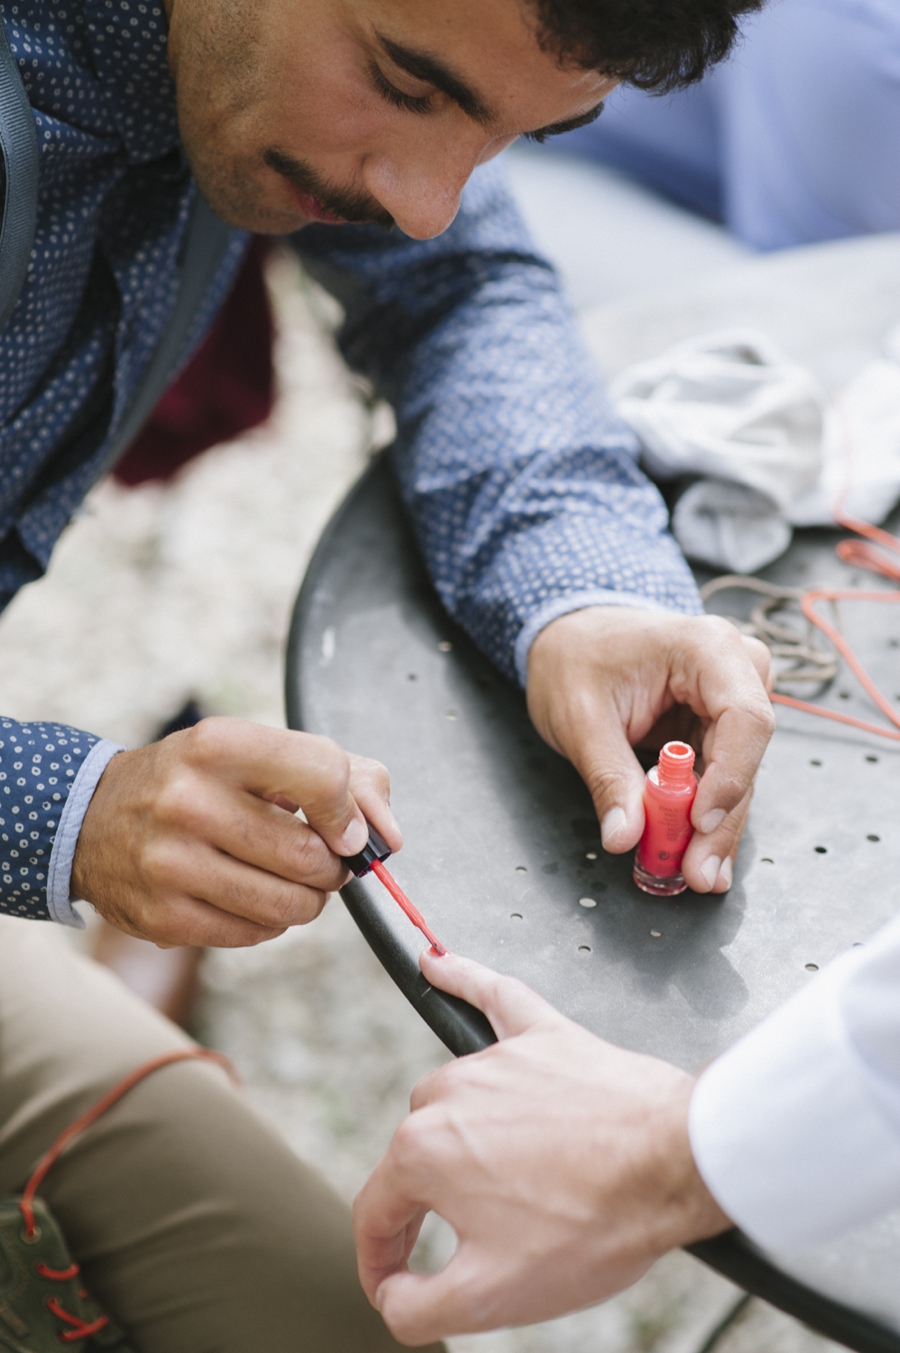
633, 741, 698, 896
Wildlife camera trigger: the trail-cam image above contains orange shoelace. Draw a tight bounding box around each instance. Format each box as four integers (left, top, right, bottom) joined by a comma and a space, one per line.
20, 1046, 234, 1344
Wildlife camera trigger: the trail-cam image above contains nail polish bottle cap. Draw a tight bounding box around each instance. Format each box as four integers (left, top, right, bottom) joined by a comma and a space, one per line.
658, 741, 695, 787
342, 822, 392, 878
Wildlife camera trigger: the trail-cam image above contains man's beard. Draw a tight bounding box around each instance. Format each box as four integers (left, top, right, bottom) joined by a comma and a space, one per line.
264, 148, 395, 229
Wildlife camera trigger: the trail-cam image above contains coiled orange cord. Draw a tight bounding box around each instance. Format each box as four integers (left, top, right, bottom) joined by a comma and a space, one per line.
769, 403, 900, 741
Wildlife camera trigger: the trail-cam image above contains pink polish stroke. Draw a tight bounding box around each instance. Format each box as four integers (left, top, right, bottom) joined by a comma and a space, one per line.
370, 859, 448, 956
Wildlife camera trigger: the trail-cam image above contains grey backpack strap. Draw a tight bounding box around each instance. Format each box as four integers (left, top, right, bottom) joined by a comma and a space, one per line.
99, 190, 237, 474
0, 11, 236, 476
0, 17, 38, 332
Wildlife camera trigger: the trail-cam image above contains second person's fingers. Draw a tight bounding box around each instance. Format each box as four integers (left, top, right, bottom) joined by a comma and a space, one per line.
741, 633, 774, 693
682, 788, 752, 894
583, 739, 647, 853
681, 626, 774, 831
691, 703, 773, 833
547, 712, 647, 853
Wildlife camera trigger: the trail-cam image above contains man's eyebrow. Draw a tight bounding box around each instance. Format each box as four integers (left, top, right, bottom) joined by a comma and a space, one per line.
528, 101, 606, 143
375, 32, 496, 128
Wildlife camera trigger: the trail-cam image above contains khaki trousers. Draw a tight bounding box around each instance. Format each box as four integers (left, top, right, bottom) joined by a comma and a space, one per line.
0, 915, 433, 1353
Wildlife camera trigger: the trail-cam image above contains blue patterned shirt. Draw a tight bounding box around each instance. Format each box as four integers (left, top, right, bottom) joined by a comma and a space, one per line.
0, 0, 701, 926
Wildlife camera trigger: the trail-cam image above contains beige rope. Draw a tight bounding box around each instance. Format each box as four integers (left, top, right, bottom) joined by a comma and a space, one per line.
699, 574, 840, 689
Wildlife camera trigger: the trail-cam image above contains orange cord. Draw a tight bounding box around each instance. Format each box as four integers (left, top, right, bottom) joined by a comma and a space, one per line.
20, 1046, 235, 1243
771, 586, 900, 741
768, 402, 900, 742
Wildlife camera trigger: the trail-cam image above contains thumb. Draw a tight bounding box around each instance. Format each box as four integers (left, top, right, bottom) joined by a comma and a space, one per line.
375, 1255, 485, 1346
566, 719, 646, 854
419, 949, 561, 1040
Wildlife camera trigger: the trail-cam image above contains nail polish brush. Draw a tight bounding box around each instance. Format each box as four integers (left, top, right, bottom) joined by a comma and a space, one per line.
342, 824, 447, 955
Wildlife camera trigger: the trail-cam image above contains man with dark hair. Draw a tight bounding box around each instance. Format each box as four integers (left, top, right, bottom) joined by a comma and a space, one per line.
0, 0, 768, 1346
529, 0, 751, 87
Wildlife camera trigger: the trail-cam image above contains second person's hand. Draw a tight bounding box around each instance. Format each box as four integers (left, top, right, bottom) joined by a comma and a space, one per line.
526, 606, 775, 894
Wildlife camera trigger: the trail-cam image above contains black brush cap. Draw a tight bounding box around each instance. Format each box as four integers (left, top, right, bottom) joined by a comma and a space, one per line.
343, 822, 392, 877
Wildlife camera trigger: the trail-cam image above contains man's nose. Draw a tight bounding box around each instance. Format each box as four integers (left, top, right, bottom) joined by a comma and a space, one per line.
363, 152, 471, 241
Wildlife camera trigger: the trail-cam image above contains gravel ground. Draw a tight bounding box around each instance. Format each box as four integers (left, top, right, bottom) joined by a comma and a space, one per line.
0, 247, 841, 1353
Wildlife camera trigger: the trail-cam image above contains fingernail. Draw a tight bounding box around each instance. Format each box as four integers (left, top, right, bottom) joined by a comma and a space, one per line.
700, 855, 721, 890
699, 808, 726, 834
386, 807, 401, 838
601, 806, 627, 848
338, 817, 368, 856
716, 857, 733, 892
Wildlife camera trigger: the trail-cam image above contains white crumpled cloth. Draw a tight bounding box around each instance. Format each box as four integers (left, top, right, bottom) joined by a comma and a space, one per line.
611, 327, 900, 572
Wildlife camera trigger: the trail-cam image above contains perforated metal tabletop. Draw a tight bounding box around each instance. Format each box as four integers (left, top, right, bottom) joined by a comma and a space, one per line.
286, 232, 900, 1352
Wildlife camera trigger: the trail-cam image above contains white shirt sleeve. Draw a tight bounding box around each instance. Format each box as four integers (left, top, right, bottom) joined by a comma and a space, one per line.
688, 911, 900, 1252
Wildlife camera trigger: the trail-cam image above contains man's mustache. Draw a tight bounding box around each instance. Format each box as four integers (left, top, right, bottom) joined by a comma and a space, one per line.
264, 148, 395, 229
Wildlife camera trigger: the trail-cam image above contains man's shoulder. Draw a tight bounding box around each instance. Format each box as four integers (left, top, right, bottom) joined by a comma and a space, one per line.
4, 0, 179, 162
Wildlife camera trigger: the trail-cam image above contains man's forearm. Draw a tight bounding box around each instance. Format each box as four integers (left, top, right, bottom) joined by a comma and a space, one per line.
295, 157, 702, 688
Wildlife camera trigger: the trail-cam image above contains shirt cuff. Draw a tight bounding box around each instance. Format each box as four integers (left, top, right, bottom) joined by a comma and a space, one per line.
513, 590, 679, 687
46, 739, 125, 928
688, 945, 900, 1252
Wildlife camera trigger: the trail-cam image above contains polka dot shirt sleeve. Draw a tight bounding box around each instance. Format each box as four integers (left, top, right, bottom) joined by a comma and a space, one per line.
0, 721, 123, 928
294, 157, 703, 688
